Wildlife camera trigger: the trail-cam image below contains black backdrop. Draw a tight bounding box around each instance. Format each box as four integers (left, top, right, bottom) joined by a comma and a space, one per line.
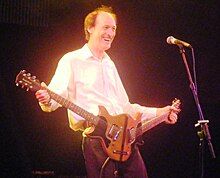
0, 1, 219, 178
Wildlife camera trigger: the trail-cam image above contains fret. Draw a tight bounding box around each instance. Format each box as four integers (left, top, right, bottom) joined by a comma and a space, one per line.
58, 95, 63, 104
135, 127, 141, 138
63, 99, 68, 108
66, 101, 72, 109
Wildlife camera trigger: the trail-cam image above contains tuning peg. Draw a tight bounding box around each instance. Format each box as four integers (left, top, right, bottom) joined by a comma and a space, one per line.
27, 73, 31, 77
16, 83, 19, 86
26, 88, 29, 91
173, 98, 177, 102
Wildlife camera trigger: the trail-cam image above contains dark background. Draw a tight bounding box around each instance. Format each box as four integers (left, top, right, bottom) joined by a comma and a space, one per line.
0, 1, 219, 178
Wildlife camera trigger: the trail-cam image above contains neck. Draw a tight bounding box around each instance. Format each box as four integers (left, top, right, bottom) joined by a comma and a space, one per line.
87, 41, 104, 60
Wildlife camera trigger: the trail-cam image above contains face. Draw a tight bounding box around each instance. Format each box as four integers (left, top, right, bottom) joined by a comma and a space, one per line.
88, 12, 117, 52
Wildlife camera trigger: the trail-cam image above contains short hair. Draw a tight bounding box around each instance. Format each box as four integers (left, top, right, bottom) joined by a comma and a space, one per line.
84, 5, 117, 41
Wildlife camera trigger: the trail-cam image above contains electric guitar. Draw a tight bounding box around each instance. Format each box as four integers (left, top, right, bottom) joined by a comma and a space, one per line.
15, 70, 181, 162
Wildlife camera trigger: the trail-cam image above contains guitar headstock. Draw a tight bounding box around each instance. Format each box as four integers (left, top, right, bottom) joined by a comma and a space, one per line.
171, 98, 181, 113
15, 70, 41, 92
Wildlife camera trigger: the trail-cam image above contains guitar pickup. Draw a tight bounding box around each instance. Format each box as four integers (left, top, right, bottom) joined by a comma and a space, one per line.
108, 124, 122, 141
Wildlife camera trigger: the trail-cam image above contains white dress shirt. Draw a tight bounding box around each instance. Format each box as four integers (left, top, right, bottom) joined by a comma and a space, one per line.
40, 44, 157, 130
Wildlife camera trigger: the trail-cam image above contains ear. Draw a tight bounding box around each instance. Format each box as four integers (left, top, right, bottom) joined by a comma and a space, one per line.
87, 26, 94, 34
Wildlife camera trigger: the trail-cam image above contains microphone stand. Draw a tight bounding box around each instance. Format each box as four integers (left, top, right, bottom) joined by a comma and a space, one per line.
177, 45, 216, 178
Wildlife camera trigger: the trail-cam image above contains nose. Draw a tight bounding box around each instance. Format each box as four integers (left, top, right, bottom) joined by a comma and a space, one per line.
107, 27, 116, 37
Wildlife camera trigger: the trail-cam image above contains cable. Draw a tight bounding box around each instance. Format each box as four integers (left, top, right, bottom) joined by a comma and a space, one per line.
191, 47, 198, 92
99, 157, 110, 178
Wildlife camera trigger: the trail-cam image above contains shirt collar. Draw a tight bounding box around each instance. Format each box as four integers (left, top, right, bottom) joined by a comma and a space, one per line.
81, 44, 109, 62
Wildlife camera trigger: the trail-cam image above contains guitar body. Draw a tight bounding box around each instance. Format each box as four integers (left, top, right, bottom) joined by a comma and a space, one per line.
84, 106, 141, 162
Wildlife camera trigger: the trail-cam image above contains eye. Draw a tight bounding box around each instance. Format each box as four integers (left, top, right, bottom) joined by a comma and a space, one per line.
112, 26, 116, 32
104, 25, 109, 30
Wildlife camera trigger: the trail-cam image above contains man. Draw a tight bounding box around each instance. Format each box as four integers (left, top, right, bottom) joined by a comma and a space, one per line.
35, 5, 180, 178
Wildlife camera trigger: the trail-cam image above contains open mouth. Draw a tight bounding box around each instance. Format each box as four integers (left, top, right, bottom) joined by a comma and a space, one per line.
103, 38, 111, 42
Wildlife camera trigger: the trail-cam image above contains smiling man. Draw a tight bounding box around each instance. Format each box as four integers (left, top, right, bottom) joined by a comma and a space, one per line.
86, 10, 116, 56
35, 5, 180, 178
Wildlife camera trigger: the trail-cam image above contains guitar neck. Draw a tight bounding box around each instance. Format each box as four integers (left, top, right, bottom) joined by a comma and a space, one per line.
47, 89, 99, 125
136, 113, 169, 138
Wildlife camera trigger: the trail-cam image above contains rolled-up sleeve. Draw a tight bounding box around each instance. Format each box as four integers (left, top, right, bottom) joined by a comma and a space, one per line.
39, 53, 71, 112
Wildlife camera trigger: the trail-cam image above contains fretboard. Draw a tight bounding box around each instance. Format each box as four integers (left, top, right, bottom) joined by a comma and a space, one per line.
47, 89, 100, 125
136, 113, 169, 138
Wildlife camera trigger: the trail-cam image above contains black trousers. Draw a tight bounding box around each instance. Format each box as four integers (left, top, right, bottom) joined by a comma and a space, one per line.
82, 137, 148, 178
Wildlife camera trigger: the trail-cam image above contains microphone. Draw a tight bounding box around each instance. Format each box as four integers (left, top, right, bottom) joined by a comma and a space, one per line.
166, 36, 192, 48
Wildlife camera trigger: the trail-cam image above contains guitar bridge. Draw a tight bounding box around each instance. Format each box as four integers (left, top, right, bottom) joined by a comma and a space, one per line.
113, 150, 128, 155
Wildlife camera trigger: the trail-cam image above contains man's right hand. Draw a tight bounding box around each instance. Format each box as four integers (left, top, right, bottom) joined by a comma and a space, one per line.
35, 82, 51, 105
